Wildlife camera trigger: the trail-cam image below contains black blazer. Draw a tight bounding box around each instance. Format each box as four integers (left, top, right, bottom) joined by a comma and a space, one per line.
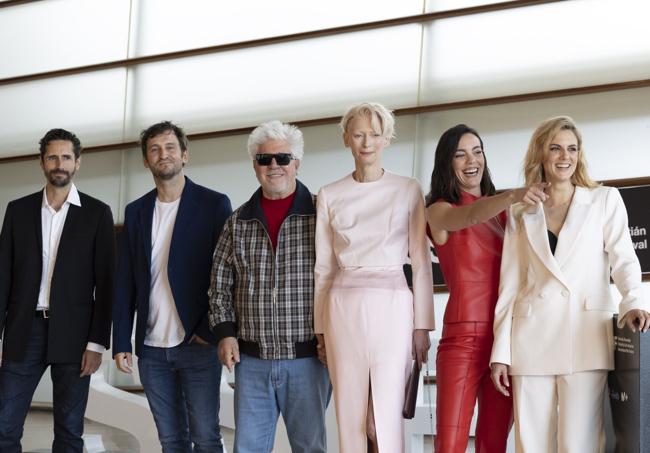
0, 190, 116, 363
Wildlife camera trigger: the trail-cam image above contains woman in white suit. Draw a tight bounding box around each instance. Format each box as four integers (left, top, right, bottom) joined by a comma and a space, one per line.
490, 116, 650, 453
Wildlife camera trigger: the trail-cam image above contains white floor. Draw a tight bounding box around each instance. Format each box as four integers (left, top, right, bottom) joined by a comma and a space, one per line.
23, 408, 478, 452
23, 408, 138, 452
23, 409, 237, 453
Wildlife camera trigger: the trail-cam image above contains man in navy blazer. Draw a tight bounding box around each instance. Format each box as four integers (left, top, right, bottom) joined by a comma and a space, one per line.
112, 121, 232, 452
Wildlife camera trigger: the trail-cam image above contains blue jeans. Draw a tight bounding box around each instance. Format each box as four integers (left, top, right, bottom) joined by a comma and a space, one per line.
138, 342, 223, 453
0, 317, 90, 453
234, 353, 331, 453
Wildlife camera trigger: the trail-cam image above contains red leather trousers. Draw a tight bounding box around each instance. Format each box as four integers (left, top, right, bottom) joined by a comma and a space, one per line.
435, 322, 513, 453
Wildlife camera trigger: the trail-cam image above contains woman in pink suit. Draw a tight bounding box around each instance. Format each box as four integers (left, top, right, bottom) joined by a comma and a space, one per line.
426, 124, 546, 452
314, 102, 435, 453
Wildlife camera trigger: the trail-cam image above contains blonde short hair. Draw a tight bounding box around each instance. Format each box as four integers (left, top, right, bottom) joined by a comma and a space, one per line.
523, 116, 598, 188
339, 102, 395, 139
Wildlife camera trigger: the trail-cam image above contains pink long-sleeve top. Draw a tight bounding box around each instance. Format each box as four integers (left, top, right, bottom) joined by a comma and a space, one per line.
313, 171, 435, 334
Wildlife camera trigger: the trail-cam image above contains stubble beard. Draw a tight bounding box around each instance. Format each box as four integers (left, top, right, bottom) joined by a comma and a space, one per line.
47, 170, 73, 187
153, 163, 183, 181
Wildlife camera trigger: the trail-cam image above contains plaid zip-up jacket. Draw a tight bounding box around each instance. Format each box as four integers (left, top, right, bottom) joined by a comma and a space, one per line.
208, 180, 317, 360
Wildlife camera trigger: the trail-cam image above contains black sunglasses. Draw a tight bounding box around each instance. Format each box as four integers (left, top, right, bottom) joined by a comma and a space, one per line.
255, 153, 294, 166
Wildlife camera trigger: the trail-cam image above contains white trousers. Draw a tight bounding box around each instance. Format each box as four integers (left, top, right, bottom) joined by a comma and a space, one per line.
511, 371, 607, 453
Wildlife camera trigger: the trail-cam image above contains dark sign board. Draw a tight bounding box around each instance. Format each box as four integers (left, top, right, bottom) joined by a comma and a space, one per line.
402, 242, 446, 289
609, 314, 650, 453
430, 243, 446, 287
619, 185, 649, 275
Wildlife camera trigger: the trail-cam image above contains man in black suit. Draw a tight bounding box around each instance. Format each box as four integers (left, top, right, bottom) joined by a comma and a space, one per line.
0, 128, 115, 453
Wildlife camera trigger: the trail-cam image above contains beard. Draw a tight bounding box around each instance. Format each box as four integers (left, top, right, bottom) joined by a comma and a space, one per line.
46, 169, 74, 187
151, 161, 183, 181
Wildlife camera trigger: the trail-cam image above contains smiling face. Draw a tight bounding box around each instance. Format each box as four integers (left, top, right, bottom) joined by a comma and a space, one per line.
253, 139, 299, 200
542, 129, 578, 184
451, 133, 484, 196
343, 114, 390, 168
40, 140, 80, 188
143, 130, 188, 181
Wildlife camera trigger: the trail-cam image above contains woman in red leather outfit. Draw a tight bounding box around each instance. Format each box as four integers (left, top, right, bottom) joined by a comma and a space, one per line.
426, 124, 545, 452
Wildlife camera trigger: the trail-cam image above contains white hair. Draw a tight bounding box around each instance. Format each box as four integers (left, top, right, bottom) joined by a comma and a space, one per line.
339, 102, 395, 139
247, 120, 304, 160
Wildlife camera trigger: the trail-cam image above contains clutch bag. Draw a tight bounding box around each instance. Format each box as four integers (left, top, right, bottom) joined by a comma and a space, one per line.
403, 360, 421, 419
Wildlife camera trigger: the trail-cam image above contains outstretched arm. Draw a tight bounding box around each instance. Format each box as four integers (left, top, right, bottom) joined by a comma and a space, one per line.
427, 183, 548, 243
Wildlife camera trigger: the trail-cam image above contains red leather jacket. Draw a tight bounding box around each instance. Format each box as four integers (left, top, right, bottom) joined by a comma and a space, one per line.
435, 191, 506, 323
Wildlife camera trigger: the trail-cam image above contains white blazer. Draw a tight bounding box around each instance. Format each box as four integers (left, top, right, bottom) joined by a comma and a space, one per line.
491, 186, 648, 375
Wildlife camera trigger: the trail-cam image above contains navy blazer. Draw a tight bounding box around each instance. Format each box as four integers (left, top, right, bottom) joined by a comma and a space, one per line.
112, 177, 232, 356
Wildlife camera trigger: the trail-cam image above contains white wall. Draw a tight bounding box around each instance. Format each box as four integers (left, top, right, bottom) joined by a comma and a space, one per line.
2, 85, 648, 221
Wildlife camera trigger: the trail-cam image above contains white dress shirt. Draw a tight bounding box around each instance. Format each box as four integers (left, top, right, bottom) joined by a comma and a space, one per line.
38, 184, 105, 354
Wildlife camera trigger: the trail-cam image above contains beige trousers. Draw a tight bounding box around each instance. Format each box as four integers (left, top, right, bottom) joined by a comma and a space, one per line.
511, 370, 607, 453
323, 269, 413, 453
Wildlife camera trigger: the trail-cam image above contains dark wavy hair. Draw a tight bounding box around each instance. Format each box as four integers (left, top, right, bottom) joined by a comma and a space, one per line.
140, 121, 188, 157
425, 124, 496, 206
39, 128, 82, 161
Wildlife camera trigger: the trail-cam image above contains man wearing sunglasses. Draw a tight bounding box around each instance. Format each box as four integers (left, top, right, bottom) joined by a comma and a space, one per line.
209, 120, 331, 452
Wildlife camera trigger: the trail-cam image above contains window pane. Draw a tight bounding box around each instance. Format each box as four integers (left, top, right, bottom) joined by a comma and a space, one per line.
420, 0, 650, 104
125, 26, 422, 139
426, 0, 518, 12
0, 0, 131, 79
132, 0, 423, 56
0, 69, 127, 157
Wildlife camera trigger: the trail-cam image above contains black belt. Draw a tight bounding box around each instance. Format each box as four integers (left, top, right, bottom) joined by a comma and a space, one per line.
35, 309, 50, 319
238, 338, 318, 359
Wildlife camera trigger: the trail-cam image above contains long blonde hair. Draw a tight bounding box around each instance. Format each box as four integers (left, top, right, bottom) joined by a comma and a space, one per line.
523, 116, 598, 188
